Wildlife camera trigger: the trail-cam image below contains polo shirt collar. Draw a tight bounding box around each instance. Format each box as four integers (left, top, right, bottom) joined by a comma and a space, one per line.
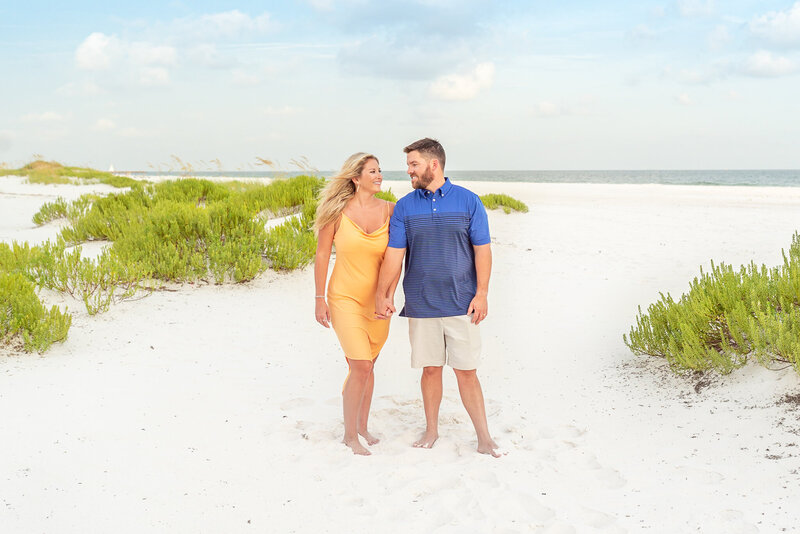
418, 177, 453, 198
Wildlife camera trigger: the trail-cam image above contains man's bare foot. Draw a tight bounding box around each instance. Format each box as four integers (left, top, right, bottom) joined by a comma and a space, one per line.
477, 439, 500, 458
358, 429, 380, 445
343, 436, 371, 456
413, 430, 439, 448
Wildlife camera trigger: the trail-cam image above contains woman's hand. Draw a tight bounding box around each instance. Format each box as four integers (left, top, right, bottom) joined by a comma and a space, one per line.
315, 299, 331, 328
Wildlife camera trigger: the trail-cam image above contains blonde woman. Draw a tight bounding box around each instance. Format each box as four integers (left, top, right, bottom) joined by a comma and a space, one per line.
314, 153, 396, 455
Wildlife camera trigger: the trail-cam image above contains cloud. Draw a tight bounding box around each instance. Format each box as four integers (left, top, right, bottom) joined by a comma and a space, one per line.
21, 111, 68, 122
75, 32, 121, 71
741, 50, 797, 77
338, 35, 468, 80
429, 63, 494, 101
129, 42, 177, 67
75, 32, 177, 87
750, 2, 800, 47
232, 69, 261, 86
675, 93, 693, 105
173, 10, 276, 39
677, 0, 714, 17
93, 119, 116, 131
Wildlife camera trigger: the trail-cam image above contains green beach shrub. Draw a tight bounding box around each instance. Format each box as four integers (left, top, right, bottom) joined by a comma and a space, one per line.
0, 160, 140, 188
0, 271, 71, 352
480, 193, 529, 214
376, 189, 397, 202
624, 233, 800, 375
32, 197, 69, 225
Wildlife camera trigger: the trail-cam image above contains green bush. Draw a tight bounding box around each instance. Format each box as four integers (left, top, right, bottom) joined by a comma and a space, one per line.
376, 189, 397, 202
0, 160, 140, 188
480, 193, 529, 214
624, 233, 800, 375
0, 271, 71, 352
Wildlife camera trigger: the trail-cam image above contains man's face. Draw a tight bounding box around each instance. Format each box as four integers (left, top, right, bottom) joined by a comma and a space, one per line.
407, 150, 434, 190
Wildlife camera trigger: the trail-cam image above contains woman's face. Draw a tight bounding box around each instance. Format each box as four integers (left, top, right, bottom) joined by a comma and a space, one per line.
355, 158, 382, 194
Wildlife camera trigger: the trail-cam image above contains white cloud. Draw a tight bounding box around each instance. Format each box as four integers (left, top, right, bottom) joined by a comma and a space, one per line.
75, 32, 121, 71
129, 42, 177, 67
742, 50, 796, 77
750, 2, 800, 47
93, 119, 116, 131
677, 0, 714, 17
429, 62, 494, 101
675, 93, 693, 105
174, 10, 275, 39
21, 111, 68, 122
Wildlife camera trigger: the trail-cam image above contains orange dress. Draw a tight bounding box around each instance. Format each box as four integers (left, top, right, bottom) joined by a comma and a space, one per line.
327, 213, 390, 361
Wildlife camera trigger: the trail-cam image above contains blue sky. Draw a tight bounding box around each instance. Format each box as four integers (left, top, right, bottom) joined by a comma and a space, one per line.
1, 0, 799, 170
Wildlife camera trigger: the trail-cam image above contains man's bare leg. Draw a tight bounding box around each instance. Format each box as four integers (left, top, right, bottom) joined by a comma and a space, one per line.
342, 359, 373, 455
453, 368, 499, 457
357, 365, 379, 445
413, 366, 442, 448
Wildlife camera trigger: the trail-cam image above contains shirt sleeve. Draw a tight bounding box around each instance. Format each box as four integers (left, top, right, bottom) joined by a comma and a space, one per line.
387, 199, 407, 249
468, 194, 491, 246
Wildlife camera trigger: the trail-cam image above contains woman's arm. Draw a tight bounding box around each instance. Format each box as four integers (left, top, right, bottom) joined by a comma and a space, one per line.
314, 221, 336, 327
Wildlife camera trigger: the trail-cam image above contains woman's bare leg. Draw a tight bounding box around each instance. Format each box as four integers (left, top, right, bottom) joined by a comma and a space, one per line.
357, 364, 379, 445
342, 358, 373, 455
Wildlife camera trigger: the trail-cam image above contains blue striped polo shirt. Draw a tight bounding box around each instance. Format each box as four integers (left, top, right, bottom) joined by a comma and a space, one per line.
388, 178, 491, 318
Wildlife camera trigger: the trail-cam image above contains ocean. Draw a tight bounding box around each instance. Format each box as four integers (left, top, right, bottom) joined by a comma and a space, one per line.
134, 169, 800, 187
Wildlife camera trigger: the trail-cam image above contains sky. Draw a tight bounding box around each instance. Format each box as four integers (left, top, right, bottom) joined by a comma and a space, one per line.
1, 0, 800, 171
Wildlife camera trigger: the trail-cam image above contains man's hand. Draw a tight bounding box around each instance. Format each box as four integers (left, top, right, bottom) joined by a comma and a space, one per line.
375, 295, 396, 320
468, 293, 488, 325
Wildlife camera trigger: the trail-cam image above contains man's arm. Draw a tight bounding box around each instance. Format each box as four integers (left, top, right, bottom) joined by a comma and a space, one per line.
468, 243, 492, 325
375, 247, 406, 319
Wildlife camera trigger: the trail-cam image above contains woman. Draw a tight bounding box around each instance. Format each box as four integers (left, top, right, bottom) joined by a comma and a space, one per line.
314, 152, 396, 456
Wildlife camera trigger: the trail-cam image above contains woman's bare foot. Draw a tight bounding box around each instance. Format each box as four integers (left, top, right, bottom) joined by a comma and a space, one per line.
343, 436, 371, 455
359, 429, 380, 445
413, 430, 439, 448
477, 438, 500, 458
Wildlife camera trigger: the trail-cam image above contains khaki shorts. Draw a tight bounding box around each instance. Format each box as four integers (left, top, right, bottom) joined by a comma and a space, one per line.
408, 315, 481, 370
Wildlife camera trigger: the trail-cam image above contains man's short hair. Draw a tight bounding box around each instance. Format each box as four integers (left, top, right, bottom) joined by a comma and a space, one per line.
404, 138, 446, 170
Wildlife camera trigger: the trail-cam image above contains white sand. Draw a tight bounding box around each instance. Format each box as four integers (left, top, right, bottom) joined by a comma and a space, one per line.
2, 176, 800, 533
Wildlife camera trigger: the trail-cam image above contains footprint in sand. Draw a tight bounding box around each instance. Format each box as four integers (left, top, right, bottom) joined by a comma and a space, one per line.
579, 507, 623, 530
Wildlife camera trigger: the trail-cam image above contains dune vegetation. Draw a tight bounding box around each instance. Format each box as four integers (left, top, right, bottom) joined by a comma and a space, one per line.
480, 193, 529, 213
625, 233, 800, 375
0, 159, 140, 188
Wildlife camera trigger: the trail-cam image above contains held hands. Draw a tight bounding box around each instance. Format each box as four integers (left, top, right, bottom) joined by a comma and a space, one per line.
374, 295, 396, 320
468, 294, 488, 325
315, 299, 331, 328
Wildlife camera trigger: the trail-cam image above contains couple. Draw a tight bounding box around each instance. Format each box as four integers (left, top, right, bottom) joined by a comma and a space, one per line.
313, 138, 499, 457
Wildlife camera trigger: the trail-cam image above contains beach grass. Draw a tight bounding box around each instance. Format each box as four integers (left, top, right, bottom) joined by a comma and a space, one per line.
480, 193, 529, 213
625, 232, 800, 375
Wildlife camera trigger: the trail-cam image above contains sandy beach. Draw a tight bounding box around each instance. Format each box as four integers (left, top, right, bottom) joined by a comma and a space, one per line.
2, 176, 800, 533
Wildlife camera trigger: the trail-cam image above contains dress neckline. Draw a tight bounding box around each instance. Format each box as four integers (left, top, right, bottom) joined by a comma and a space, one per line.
341, 212, 390, 235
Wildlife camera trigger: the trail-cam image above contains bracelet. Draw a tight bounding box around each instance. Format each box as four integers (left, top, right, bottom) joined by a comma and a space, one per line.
315, 295, 325, 299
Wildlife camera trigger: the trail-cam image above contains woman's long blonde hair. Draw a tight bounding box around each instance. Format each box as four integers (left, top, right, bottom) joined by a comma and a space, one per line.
314, 152, 378, 234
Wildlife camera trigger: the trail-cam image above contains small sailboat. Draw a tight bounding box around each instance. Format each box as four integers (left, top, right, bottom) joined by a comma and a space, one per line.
108, 164, 115, 173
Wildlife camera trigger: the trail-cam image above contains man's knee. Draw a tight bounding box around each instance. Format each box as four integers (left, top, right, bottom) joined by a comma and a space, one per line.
422, 366, 443, 378
453, 368, 479, 384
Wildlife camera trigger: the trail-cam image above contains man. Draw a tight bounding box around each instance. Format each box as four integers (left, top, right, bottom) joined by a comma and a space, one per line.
375, 137, 499, 457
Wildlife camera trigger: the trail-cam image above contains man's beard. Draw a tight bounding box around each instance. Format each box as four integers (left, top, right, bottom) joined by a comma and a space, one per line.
412, 165, 434, 190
